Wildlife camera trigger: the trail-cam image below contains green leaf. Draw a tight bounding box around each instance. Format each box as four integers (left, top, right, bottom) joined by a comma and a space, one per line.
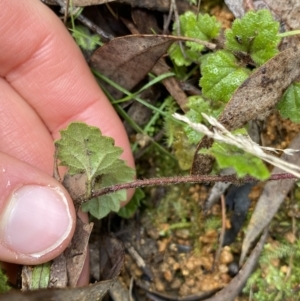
118, 188, 145, 218
172, 128, 196, 170
56, 122, 122, 180
184, 96, 224, 144
203, 142, 270, 180
225, 9, 280, 66
200, 50, 250, 102
81, 176, 127, 219
31, 263, 51, 289
72, 25, 101, 51
277, 82, 300, 123
169, 43, 201, 66
55, 122, 135, 219
0, 269, 10, 293
81, 151, 135, 219
169, 11, 221, 66
181, 12, 221, 51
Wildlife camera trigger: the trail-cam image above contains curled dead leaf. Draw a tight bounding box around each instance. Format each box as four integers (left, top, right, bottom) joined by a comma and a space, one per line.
192, 45, 300, 175
240, 134, 300, 264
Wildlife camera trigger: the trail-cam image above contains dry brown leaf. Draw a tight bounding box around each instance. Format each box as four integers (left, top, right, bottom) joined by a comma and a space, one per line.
262, 0, 300, 50
64, 218, 93, 287
131, 8, 161, 35
124, 11, 189, 111
90, 34, 198, 102
99, 234, 124, 280
225, 0, 300, 50
240, 134, 300, 264
5, 233, 125, 301
43, 0, 196, 13
70, 0, 196, 13
191, 45, 300, 175
72, 0, 114, 5
0, 278, 117, 301
90, 35, 174, 92
49, 254, 68, 288
89, 35, 175, 98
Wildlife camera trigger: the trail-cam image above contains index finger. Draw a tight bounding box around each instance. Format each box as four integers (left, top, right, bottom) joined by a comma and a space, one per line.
0, 0, 134, 169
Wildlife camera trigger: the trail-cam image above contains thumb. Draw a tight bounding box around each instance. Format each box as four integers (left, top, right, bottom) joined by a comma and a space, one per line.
0, 153, 76, 265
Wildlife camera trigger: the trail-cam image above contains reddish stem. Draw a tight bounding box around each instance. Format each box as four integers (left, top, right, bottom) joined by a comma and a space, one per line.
91, 172, 297, 198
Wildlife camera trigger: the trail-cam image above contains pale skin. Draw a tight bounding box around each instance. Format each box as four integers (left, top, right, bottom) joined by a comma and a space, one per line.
0, 0, 134, 285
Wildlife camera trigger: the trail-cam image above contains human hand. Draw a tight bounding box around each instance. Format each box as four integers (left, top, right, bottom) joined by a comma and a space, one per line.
0, 0, 134, 280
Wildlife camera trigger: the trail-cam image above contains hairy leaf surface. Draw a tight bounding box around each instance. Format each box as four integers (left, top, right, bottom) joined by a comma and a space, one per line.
55, 122, 135, 219
72, 25, 101, 51
184, 96, 224, 144
202, 141, 270, 180
200, 50, 250, 102
169, 11, 220, 66
225, 9, 280, 65
277, 82, 300, 123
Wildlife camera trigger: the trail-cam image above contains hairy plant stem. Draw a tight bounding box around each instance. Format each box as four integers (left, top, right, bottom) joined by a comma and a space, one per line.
91, 172, 297, 198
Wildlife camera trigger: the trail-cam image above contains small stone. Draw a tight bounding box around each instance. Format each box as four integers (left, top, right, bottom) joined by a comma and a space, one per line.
198, 275, 221, 292
220, 246, 234, 264
186, 260, 195, 271
225, 218, 231, 229
200, 256, 214, 271
179, 283, 192, 296
157, 239, 169, 252
191, 192, 200, 202
186, 278, 195, 287
182, 268, 189, 276
170, 277, 183, 289
228, 262, 239, 277
211, 204, 221, 215
285, 232, 296, 244
280, 265, 289, 274
163, 270, 173, 282
169, 243, 178, 252
172, 261, 180, 271
166, 256, 176, 266
159, 262, 169, 273
132, 263, 143, 277
175, 229, 190, 240
200, 229, 218, 243
220, 273, 231, 284
146, 227, 160, 240
218, 264, 228, 273
154, 279, 165, 292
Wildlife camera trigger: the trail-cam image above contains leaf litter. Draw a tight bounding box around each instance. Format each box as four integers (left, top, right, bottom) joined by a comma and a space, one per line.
191, 45, 300, 175
11, 1, 300, 300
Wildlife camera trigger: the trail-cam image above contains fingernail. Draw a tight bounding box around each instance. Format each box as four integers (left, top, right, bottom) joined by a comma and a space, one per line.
1, 185, 73, 257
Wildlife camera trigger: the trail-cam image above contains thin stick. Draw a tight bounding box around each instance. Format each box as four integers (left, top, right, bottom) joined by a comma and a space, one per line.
213, 194, 226, 270
53, 146, 61, 182
163, 0, 174, 33
172, 0, 186, 56
76, 14, 114, 41
90, 173, 297, 199
197, 0, 201, 18
64, 0, 70, 24
55, 0, 114, 41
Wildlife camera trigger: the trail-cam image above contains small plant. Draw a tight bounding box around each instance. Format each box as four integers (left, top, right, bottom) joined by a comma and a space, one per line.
55, 122, 135, 219
243, 240, 300, 300
2, 5, 299, 298
0, 269, 10, 293
71, 25, 102, 51
167, 9, 300, 176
